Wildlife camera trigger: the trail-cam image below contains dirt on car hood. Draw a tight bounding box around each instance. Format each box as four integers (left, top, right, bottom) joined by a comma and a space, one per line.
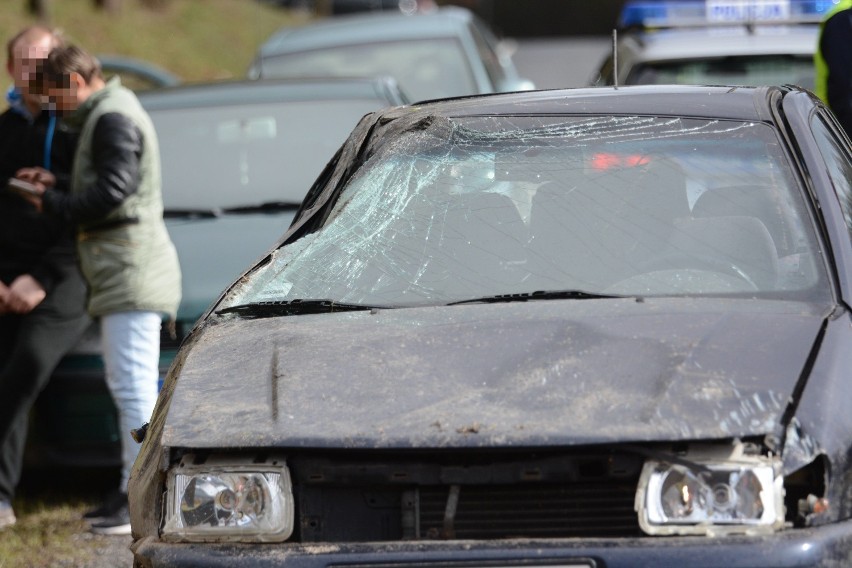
160, 297, 827, 450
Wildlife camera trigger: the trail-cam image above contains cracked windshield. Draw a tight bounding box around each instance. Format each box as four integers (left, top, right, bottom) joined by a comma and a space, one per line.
225, 114, 828, 309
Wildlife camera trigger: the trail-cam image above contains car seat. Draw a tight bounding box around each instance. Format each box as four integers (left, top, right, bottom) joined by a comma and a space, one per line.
690, 184, 793, 256
659, 216, 780, 290
426, 190, 530, 295
526, 158, 690, 290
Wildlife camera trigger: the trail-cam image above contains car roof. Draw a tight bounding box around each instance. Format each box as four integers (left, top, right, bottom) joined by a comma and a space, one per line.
137, 76, 409, 109
394, 84, 784, 123
620, 24, 819, 62
255, 6, 474, 57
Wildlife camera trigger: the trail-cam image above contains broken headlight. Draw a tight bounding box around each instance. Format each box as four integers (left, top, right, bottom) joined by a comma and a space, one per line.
635, 447, 785, 536
162, 455, 294, 542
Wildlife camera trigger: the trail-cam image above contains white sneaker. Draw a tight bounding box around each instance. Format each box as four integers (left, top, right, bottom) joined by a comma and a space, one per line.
89, 501, 130, 535
0, 500, 16, 529
83, 490, 127, 522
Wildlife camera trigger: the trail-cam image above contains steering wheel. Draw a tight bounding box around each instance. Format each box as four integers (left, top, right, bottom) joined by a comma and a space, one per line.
637, 252, 759, 291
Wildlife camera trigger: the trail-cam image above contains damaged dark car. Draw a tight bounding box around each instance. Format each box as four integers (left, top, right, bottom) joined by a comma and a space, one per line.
129, 84, 852, 567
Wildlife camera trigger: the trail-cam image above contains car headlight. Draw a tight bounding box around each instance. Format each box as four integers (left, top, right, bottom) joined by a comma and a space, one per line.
162, 455, 294, 542
635, 447, 785, 536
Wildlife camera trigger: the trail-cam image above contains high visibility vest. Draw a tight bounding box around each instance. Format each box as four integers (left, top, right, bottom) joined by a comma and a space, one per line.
815, 0, 852, 103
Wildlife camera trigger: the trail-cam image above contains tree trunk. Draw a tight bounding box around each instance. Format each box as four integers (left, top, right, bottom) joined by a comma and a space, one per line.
27, 0, 51, 21
93, 0, 121, 12
139, 0, 169, 9
315, 0, 332, 16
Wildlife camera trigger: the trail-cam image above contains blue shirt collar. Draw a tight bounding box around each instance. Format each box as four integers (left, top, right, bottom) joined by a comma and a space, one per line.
6, 85, 35, 122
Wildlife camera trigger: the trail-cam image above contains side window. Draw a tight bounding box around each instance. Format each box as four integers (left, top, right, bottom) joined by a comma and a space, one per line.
811, 113, 852, 238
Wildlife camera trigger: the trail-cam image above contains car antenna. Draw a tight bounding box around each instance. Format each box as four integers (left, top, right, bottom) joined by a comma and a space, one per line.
612, 28, 618, 88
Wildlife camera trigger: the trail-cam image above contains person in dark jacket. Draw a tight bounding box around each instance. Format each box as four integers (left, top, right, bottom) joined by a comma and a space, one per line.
0, 26, 89, 530
815, 0, 852, 139
17, 44, 181, 536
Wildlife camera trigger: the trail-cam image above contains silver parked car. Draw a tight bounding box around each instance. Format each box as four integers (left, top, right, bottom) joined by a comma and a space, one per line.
248, 6, 534, 101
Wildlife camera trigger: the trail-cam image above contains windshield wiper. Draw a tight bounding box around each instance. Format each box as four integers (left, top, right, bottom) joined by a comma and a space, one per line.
447, 289, 633, 306
221, 201, 301, 214
216, 299, 389, 319
164, 201, 301, 219
164, 208, 220, 219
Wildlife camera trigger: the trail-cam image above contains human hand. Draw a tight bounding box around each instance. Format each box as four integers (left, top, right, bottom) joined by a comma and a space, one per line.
11, 169, 48, 211
6, 274, 46, 314
16, 166, 55, 188
0, 281, 10, 314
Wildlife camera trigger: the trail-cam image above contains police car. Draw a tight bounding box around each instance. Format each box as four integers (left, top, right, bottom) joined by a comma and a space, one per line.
590, 0, 836, 88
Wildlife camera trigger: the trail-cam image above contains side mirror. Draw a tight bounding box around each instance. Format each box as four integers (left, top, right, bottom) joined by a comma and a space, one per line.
496, 38, 519, 61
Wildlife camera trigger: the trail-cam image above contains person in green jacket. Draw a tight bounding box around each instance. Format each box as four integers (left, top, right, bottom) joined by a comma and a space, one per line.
16, 44, 181, 535
814, 0, 852, 138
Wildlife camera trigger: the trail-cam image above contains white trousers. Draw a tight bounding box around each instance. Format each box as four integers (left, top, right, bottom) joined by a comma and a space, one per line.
101, 311, 161, 493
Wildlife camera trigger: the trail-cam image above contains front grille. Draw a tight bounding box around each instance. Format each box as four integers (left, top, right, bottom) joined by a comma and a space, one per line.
292, 451, 645, 542
417, 483, 640, 539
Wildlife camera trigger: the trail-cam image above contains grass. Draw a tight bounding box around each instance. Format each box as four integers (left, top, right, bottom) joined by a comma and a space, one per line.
0, 499, 99, 568
0, 0, 309, 92
0, 468, 125, 567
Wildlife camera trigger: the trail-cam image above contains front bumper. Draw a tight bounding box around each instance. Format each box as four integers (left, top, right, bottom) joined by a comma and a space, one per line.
132, 519, 852, 568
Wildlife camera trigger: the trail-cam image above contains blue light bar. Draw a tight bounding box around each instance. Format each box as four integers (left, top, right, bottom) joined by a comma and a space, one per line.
618, 0, 841, 29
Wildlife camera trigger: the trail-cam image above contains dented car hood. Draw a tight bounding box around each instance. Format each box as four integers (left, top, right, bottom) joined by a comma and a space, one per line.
161, 298, 827, 450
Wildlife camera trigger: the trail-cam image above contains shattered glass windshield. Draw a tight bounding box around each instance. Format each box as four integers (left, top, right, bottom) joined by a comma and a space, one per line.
222, 114, 829, 310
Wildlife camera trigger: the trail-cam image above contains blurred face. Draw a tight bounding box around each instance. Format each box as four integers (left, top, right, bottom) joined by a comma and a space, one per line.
43, 73, 82, 115
9, 33, 54, 96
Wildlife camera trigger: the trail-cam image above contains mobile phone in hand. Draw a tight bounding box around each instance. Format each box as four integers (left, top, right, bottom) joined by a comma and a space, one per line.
6, 177, 41, 198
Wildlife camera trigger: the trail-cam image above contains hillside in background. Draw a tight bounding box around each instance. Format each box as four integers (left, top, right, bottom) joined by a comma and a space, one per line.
0, 0, 305, 92
0, 0, 625, 95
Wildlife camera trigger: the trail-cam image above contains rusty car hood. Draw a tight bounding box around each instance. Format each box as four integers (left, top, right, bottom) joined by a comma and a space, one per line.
160, 297, 827, 449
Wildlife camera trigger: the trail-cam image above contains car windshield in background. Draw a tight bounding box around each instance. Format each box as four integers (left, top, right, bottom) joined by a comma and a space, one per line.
630, 55, 816, 88
256, 38, 476, 101
249, 8, 534, 101
150, 98, 380, 209
224, 114, 828, 309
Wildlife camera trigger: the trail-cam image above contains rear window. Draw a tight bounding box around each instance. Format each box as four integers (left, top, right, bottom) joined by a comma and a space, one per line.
150, 99, 382, 209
